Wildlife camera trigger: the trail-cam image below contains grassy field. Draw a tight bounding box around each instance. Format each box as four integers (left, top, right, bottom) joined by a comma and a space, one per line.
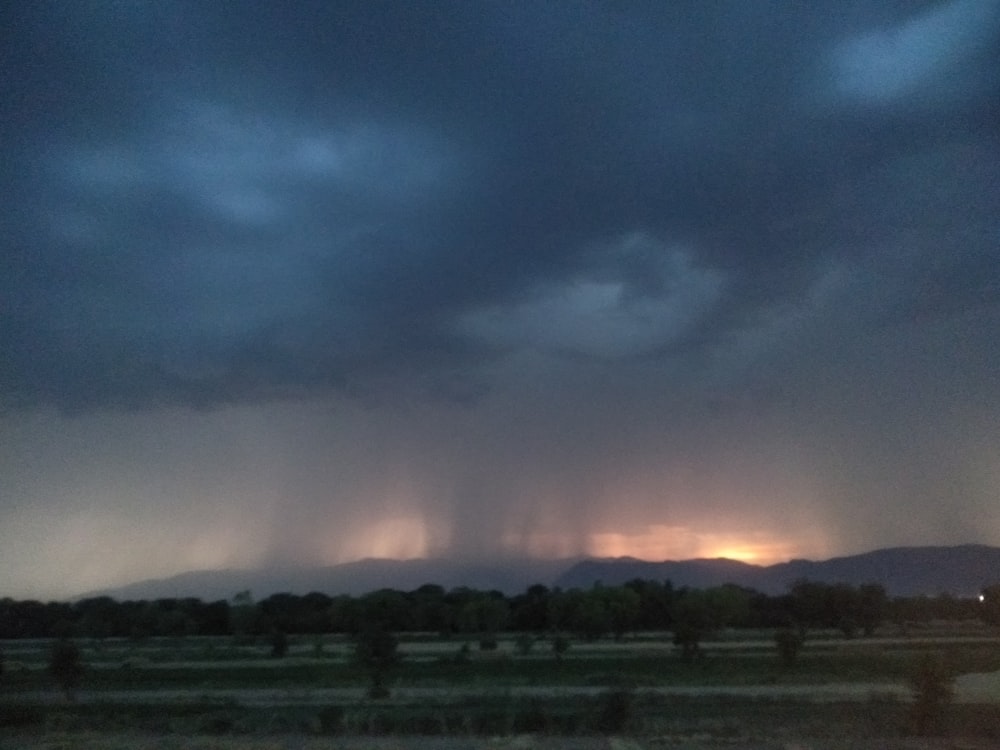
2, 626, 999, 747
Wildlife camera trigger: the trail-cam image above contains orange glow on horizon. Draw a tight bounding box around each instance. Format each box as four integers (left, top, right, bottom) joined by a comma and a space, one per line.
314, 510, 821, 567
587, 524, 805, 565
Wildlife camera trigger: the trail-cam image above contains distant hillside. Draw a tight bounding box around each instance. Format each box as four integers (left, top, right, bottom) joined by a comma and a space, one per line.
555, 544, 1000, 596
80, 544, 1000, 601
81, 557, 583, 602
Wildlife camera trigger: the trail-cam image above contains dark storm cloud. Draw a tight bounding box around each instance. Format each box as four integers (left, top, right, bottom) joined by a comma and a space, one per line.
2, 0, 998, 412
4, 2, 1000, 598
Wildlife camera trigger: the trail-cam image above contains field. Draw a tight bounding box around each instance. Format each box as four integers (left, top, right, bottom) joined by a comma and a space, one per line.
3, 624, 1000, 748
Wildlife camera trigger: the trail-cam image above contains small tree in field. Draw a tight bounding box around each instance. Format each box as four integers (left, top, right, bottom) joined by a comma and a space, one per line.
774, 627, 804, 667
552, 634, 570, 662
672, 591, 710, 662
909, 652, 953, 735
269, 628, 289, 658
49, 639, 84, 701
354, 623, 400, 698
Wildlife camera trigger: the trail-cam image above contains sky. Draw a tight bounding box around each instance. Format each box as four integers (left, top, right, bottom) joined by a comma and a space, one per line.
2, 0, 999, 600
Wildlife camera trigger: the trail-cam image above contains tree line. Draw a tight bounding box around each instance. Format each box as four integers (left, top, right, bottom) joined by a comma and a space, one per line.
1, 579, 996, 642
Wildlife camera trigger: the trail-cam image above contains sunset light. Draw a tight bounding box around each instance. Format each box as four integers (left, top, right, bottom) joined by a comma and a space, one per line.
587, 525, 806, 565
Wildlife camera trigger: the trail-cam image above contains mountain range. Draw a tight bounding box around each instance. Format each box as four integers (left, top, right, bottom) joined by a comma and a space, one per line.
81, 544, 1000, 601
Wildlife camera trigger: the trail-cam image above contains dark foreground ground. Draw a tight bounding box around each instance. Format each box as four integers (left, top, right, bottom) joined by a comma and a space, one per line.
3, 734, 1000, 749
3, 629, 998, 749
3, 696, 999, 750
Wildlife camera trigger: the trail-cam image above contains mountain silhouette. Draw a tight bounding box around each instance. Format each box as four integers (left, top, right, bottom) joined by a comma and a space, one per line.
80, 544, 1000, 601
554, 544, 1000, 596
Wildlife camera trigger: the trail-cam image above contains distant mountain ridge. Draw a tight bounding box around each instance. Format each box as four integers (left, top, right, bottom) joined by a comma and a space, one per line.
554, 544, 1000, 596
79, 544, 1000, 601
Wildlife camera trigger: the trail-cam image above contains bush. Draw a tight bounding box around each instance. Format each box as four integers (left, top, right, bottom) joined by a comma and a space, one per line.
515, 633, 535, 655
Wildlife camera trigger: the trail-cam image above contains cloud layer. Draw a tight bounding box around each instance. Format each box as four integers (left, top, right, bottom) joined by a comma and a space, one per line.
1, 1, 999, 597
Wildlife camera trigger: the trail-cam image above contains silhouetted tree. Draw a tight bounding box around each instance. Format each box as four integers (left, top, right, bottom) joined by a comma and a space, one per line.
354, 622, 400, 698
572, 590, 611, 641
602, 586, 641, 640
672, 590, 710, 662
75, 596, 119, 639
510, 583, 551, 632
359, 589, 413, 632
552, 633, 570, 661
269, 628, 289, 658
909, 652, 953, 735
774, 627, 804, 667
459, 592, 508, 648
49, 638, 84, 701
328, 594, 360, 633
547, 589, 577, 633
411, 583, 452, 634
623, 579, 675, 630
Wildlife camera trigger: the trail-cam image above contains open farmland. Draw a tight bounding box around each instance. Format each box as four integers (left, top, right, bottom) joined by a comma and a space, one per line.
3, 625, 999, 748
